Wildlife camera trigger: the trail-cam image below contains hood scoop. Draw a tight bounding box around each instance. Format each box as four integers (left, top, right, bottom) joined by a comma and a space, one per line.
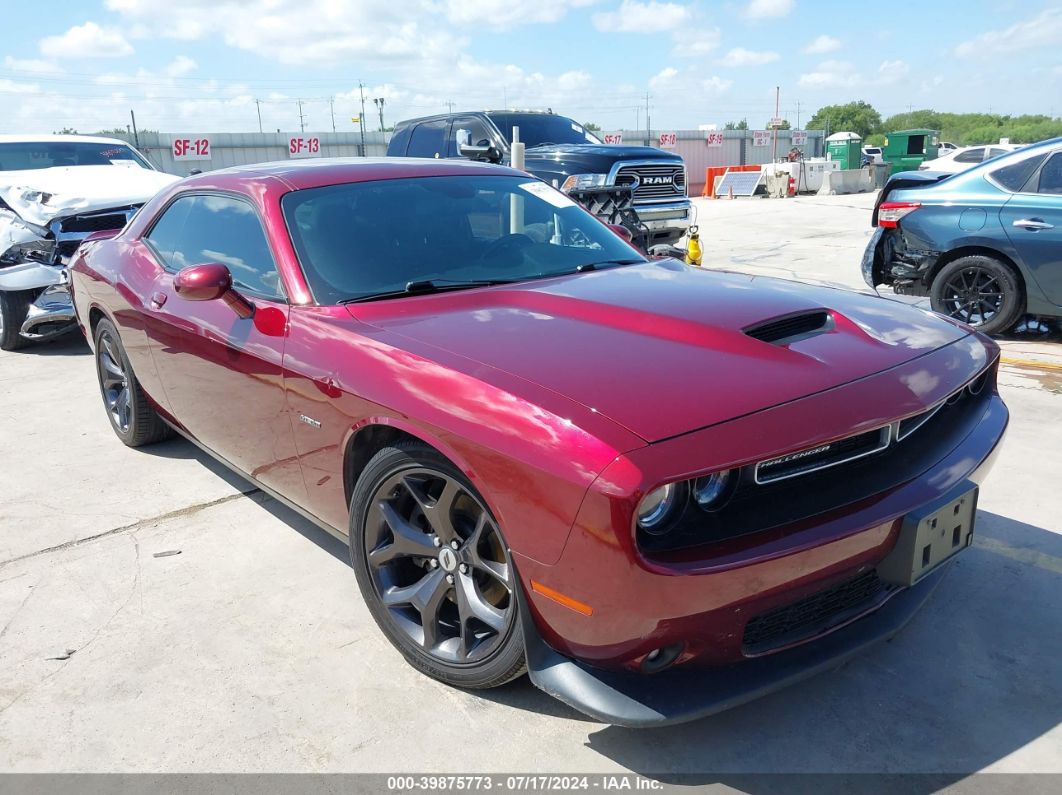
744, 310, 833, 345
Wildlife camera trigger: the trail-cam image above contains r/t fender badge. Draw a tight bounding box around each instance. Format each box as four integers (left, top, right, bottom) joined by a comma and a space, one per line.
298, 414, 322, 429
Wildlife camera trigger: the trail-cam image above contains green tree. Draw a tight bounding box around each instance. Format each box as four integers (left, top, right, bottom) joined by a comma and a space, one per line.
724, 119, 748, 130
582, 121, 601, 132
807, 101, 882, 139
53, 127, 79, 134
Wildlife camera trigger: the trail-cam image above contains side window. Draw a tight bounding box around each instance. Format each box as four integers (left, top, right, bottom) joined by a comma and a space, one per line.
446, 116, 495, 157
169, 195, 283, 299
145, 197, 194, 263
407, 119, 448, 158
987, 148, 1006, 159
954, 148, 984, 163
991, 153, 1047, 192
1036, 152, 1062, 195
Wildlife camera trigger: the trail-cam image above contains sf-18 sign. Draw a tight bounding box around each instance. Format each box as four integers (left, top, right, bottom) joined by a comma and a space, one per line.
658, 131, 678, 148
705, 132, 724, 147
791, 130, 808, 146
172, 137, 210, 161
289, 136, 321, 158
602, 132, 623, 145
752, 130, 770, 147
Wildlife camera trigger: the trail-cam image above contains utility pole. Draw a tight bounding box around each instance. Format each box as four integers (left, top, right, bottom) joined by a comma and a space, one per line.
446, 100, 455, 114
644, 91, 651, 146
255, 99, 263, 133
297, 99, 306, 133
772, 85, 780, 163
358, 82, 367, 157
373, 97, 386, 131
329, 97, 336, 133
796, 100, 802, 129
130, 109, 140, 149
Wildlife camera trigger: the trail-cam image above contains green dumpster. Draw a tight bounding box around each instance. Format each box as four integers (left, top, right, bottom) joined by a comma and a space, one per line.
883, 129, 940, 173
826, 132, 862, 169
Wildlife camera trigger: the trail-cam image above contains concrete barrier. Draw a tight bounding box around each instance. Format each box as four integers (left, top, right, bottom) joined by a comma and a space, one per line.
818, 168, 875, 195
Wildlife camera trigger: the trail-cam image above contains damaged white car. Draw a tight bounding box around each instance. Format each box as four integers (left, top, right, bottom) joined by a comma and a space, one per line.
0, 135, 179, 350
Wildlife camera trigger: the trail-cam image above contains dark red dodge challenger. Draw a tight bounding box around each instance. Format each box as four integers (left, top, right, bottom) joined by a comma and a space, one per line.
70, 158, 1007, 726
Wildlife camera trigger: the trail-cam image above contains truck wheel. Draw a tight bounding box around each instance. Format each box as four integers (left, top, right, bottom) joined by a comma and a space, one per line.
930, 256, 1024, 336
0, 291, 33, 351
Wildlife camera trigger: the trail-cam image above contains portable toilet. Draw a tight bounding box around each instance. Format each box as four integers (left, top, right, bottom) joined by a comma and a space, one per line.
883, 129, 940, 173
825, 132, 862, 169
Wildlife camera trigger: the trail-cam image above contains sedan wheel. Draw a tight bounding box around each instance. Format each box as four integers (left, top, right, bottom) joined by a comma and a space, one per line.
930, 255, 1024, 335
350, 443, 526, 688
93, 318, 174, 447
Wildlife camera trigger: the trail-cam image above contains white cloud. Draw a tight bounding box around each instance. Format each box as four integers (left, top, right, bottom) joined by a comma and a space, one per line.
0, 78, 39, 95
744, 0, 794, 20
444, 0, 598, 30
876, 59, 910, 85
802, 34, 840, 54
39, 22, 134, 58
701, 75, 733, 95
164, 55, 197, 77
671, 27, 722, 57
718, 47, 780, 66
798, 60, 860, 88
955, 8, 1062, 57
593, 0, 691, 33
2, 56, 64, 75
649, 67, 680, 90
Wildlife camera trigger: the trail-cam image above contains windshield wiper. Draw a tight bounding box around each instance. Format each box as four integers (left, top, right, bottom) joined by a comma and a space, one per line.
574, 258, 645, 273
340, 278, 516, 304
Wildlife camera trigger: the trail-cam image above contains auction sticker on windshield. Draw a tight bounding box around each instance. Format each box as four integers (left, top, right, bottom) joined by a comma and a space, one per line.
519, 181, 578, 209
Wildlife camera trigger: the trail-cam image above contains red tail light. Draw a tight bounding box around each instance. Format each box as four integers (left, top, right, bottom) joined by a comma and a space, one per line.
878, 201, 921, 228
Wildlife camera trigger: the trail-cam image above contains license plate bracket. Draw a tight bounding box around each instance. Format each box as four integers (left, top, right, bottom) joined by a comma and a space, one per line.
878, 482, 978, 587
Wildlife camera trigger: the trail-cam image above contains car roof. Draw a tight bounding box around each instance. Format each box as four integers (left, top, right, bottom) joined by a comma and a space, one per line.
176, 156, 531, 192
0, 133, 133, 146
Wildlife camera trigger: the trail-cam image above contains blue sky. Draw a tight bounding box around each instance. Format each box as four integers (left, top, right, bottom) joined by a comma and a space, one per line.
1, 0, 1060, 134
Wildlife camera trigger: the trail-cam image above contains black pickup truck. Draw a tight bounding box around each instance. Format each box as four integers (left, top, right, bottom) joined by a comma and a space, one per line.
386, 110, 692, 246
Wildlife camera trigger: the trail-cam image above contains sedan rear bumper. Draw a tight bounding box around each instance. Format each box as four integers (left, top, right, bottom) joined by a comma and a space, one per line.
522, 563, 949, 727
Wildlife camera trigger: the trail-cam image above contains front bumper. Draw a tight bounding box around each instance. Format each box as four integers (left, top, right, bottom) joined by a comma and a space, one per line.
633, 201, 691, 234
21, 283, 76, 339
523, 563, 949, 727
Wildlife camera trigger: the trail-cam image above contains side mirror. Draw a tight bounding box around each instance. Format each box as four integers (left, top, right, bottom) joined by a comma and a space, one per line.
174, 263, 254, 319
456, 128, 499, 162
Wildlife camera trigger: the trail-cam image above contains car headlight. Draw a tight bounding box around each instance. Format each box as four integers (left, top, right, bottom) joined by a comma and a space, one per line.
560, 173, 608, 193
637, 482, 685, 533
693, 470, 733, 510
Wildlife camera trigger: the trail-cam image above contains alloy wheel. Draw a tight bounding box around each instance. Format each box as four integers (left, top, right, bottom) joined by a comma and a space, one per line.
364, 467, 515, 665
939, 266, 1005, 326
96, 330, 131, 432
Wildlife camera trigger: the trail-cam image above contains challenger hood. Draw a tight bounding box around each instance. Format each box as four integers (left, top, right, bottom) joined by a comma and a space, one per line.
0, 165, 179, 227
351, 262, 970, 442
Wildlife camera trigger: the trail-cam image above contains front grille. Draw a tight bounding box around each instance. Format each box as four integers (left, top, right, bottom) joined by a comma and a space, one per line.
59, 210, 134, 234
742, 570, 890, 655
745, 311, 831, 344
755, 426, 890, 484
614, 163, 686, 202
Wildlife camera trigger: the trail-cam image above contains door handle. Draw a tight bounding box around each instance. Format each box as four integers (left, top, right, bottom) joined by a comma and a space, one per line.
1012, 218, 1054, 231
149, 291, 167, 309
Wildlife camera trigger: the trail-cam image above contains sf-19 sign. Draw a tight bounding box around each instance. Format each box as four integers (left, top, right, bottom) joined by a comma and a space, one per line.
172, 137, 210, 161
289, 136, 321, 158
704, 132, 724, 147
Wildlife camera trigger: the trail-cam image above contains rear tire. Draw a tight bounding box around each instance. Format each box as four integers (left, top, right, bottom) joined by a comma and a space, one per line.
0, 290, 33, 351
930, 255, 1024, 335
93, 318, 173, 447
349, 441, 526, 690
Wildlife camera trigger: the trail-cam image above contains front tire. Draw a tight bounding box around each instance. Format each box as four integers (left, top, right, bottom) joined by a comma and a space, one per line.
0, 290, 33, 351
930, 255, 1024, 335
93, 318, 173, 447
349, 442, 526, 689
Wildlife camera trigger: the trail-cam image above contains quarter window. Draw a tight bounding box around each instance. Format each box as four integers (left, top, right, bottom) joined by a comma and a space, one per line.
990, 152, 1048, 192
146, 195, 283, 299
1036, 152, 1062, 195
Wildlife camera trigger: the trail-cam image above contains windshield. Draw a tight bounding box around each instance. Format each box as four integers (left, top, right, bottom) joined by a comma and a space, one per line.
0, 141, 152, 171
282, 174, 644, 304
487, 113, 602, 148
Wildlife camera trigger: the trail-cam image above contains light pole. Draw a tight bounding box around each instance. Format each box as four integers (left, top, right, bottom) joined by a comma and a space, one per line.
373, 97, 386, 132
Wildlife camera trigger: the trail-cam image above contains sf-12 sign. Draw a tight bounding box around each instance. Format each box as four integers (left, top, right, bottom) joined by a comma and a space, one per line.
172, 137, 211, 161
289, 136, 321, 158
705, 132, 724, 147
752, 130, 771, 147
791, 130, 808, 146
658, 131, 678, 148
602, 132, 623, 144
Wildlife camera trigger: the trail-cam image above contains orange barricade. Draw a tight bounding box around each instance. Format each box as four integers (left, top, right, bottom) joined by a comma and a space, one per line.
701, 164, 761, 198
